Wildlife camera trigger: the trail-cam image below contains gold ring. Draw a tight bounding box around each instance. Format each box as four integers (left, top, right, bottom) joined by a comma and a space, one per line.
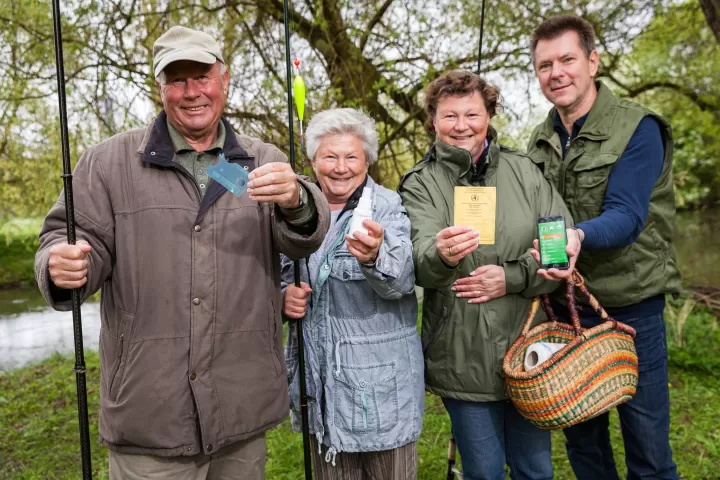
448, 246, 454, 257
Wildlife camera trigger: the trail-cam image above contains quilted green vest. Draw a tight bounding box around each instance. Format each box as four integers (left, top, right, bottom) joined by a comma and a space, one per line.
527, 82, 682, 307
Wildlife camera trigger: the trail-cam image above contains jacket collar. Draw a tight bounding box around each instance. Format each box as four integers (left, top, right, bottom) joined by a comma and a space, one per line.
136, 111, 256, 220
137, 110, 254, 165
534, 81, 619, 145
432, 126, 498, 181
339, 174, 372, 216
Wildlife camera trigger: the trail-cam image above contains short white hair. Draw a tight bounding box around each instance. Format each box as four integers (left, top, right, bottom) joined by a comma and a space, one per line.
155, 61, 226, 84
305, 108, 379, 164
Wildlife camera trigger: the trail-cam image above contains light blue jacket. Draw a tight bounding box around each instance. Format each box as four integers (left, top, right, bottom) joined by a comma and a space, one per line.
281, 176, 424, 461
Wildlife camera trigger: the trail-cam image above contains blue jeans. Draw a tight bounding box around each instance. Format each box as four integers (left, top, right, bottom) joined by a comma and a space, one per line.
563, 312, 678, 480
443, 398, 553, 480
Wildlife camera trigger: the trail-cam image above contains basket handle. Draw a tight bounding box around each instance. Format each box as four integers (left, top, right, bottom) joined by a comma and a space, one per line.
519, 278, 581, 336
520, 271, 634, 339
569, 271, 636, 337
565, 272, 584, 336
520, 297, 542, 336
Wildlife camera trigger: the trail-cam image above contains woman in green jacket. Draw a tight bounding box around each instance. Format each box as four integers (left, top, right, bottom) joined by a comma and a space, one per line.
398, 70, 580, 480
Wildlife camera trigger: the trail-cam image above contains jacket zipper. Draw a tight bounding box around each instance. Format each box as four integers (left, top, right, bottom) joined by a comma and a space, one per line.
170, 162, 203, 203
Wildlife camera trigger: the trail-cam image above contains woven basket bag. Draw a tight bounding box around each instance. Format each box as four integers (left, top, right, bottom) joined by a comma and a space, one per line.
503, 272, 639, 430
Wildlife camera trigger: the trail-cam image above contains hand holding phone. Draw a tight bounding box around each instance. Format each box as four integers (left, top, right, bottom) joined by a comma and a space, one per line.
530, 216, 581, 281
537, 216, 569, 270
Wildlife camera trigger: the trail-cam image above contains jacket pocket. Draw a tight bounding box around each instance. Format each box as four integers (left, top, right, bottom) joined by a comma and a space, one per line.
109, 311, 135, 401
268, 300, 282, 376
423, 304, 449, 356
493, 337, 509, 388
99, 329, 119, 394
328, 253, 378, 319
422, 289, 454, 356
334, 363, 398, 435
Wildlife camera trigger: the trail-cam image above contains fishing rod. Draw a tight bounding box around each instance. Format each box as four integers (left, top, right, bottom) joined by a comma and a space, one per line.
50, 0, 93, 478
282, 1, 313, 478
477, 0, 487, 74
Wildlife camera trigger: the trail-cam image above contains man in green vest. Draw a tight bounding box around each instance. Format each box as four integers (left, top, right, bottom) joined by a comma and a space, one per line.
527, 14, 682, 480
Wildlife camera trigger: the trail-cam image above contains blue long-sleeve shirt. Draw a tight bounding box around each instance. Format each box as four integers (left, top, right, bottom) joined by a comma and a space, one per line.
554, 113, 666, 323
556, 114, 664, 248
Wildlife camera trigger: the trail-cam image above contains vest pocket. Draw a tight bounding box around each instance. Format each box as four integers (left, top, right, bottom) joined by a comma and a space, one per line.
571, 171, 609, 220
577, 173, 606, 188
570, 157, 615, 220
334, 363, 399, 435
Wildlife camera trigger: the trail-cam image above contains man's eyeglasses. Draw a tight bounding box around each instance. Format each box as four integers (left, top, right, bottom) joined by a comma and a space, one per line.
162, 75, 222, 90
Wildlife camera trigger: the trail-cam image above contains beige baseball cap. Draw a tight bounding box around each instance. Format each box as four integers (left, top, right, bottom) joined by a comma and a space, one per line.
153, 26, 224, 77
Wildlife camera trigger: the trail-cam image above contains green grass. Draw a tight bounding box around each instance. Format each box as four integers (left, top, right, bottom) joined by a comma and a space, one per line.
2, 309, 719, 480
0, 218, 43, 288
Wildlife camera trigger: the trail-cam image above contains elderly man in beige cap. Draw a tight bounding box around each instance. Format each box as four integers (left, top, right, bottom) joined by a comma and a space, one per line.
34, 26, 330, 479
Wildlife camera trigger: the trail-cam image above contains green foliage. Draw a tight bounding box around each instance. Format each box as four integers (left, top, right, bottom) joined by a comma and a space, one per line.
673, 208, 720, 286
2, 0, 716, 215
666, 297, 720, 374
611, 2, 720, 207
0, 351, 108, 480
0, 218, 43, 287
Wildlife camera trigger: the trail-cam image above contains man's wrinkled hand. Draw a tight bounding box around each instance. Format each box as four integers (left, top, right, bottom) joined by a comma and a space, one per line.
48, 240, 92, 289
248, 162, 301, 209
283, 282, 312, 319
452, 264, 506, 303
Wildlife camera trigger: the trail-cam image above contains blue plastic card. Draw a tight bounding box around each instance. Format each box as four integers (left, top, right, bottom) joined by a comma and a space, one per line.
207, 153, 250, 196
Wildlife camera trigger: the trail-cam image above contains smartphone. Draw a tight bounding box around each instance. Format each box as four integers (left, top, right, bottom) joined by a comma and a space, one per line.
537, 215, 569, 270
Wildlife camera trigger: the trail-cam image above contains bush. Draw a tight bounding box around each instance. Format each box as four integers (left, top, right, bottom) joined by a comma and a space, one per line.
0, 218, 42, 288
666, 296, 720, 374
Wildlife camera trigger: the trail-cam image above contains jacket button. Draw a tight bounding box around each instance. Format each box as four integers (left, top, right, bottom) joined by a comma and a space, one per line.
206, 444, 213, 452
359, 381, 367, 389
190, 373, 197, 381
193, 298, 200, 306
187, 446, 192, 452
343, 272, 349, 280
194, 225, 201, 232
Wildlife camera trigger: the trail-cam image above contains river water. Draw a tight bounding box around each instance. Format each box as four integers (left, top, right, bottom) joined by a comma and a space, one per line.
1, 208, 718, 371
0, 288, 101, 370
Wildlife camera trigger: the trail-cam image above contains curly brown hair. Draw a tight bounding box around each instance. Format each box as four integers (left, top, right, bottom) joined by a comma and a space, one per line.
423, 70, 502, 134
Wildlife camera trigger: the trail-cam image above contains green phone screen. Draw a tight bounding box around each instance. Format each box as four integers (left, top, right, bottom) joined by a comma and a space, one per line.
538, 220, 568, 265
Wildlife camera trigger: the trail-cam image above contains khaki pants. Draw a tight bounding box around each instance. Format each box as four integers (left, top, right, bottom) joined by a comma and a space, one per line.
311, 438, 417, 480
109, 432, 266, 480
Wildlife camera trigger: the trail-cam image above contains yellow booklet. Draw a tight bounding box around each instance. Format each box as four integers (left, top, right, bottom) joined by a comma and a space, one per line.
453, 186, 496, 245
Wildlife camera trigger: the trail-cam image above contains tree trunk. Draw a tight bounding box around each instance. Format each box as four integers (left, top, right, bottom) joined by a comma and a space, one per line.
700, 0, 720, 43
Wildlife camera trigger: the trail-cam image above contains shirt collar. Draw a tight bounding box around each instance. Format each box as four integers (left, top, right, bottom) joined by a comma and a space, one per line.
553, 111, 590, 138
167, 117, 226, 154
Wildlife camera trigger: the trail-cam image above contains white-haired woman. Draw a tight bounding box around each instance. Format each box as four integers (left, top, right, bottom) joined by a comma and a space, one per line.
281, 108, 424, 478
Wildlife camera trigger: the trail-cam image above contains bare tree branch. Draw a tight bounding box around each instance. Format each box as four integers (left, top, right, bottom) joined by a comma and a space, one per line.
360, 0, 395, 52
